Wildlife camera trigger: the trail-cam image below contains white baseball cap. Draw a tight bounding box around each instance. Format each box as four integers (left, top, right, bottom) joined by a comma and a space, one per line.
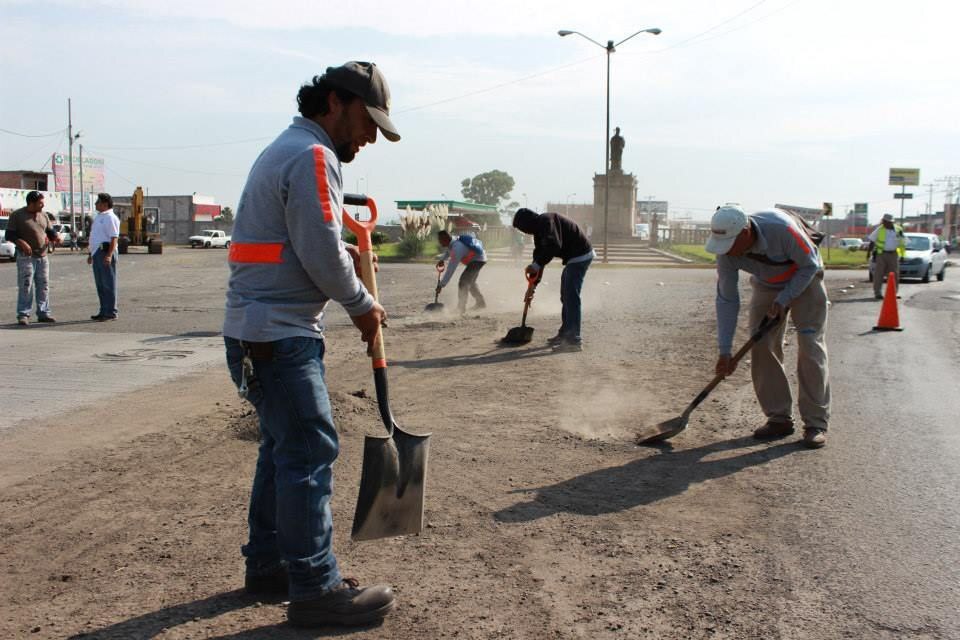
705, 206, 749, 255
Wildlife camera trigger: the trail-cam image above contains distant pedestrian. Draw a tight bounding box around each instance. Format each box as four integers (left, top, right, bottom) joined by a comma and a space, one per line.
512, 208, 594, 352
87, 193, 120, 321
436, 229, 487, 313
866, 213, 905, 300
69, 230, 79, 252
4, 191, 59, 325
705, 205, 830, 449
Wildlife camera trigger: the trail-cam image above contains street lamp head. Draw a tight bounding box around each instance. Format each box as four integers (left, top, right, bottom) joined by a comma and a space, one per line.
558, 30, 573, 36
647, 28, 662, 35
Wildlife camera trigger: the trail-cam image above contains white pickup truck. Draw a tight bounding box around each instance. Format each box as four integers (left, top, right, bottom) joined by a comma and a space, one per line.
188, 229, 231, 248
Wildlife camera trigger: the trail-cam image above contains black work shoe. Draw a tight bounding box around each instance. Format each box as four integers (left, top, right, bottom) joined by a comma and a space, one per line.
288, 578, 395, 627
96, 315, 118, 322
91, 314, 104, 320
546, 333, 566, 345
753, 420, 795, 440
37, 314, 56, 323
802, 427, 827, 449
245, 567, 288, 597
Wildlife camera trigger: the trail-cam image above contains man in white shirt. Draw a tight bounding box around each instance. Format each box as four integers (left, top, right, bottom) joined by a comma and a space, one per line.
87, 193, 120, 320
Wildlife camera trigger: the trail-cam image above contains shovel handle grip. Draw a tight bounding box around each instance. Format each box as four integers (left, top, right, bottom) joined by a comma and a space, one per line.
684, 313, 785, 416
342, 194, 386, 367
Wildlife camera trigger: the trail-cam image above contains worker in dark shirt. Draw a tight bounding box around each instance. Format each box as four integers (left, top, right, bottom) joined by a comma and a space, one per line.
512, 208, 595, 352
5, 191, 59, 325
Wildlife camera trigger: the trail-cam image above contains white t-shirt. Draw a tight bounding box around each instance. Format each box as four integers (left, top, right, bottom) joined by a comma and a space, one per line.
89, 209, 120, 255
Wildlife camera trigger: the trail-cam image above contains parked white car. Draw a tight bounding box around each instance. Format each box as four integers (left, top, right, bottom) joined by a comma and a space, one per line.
1, 237, 15, 261
188, 229, 231, 248
869, 232, 947, 283
836, 237, 864, 251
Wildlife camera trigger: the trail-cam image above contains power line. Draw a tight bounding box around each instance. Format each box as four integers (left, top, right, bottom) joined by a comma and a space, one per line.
86, 148, 246, 178
93, 136, 273, 151
396, 55, 602, 114
0, 126, 66, 138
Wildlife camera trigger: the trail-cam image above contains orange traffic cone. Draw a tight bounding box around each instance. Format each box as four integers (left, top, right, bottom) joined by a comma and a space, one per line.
873, 271, 903, 331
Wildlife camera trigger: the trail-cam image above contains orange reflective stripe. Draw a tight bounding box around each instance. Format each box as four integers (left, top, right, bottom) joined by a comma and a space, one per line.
372, 358, 387, 369
312, 146, 334, 223
765, 264, 798, 284
229, 242, 284, 264
460, 250, 476, 265
787, 226, 811, 254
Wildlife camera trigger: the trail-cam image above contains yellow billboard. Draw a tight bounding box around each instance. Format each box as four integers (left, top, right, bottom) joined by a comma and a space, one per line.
888, 167, 919, 186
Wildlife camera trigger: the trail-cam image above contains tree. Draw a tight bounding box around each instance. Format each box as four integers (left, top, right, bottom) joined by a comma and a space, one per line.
220, 206, 234, 223
460, 170, 515, 206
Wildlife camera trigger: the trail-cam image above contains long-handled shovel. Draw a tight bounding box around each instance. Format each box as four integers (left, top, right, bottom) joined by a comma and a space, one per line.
636, 314, 782, 444
500, 272, 540, 345
424, 262, 445, 312
342, 193, 431, 541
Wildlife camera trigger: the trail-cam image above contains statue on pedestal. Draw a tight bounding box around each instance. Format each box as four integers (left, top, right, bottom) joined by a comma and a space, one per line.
609, 126, 625, 173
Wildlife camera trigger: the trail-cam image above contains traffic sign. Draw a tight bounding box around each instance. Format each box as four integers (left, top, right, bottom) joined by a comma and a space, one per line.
893, 192, 913, 199
854, 202, 868, 214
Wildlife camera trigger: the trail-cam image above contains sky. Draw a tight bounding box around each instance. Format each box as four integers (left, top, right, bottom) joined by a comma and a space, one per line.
1, 0, 959, 224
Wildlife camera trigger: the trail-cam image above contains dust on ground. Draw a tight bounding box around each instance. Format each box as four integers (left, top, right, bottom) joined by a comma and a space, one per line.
0, 262, 884, 639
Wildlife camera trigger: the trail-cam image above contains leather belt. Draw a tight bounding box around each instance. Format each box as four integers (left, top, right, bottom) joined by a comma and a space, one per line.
242, 341, 274, 360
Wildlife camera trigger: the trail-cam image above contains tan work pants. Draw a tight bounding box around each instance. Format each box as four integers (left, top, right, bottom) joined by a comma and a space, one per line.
874, 252, 900, 298
748, 273, 830, 431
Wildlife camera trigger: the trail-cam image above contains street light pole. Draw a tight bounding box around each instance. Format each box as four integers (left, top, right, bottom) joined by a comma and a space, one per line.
559, 27, 661, 264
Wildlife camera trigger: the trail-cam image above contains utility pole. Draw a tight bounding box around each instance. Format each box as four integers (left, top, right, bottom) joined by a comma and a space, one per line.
67, 99, 75, 232
922, 183, 935, 233
78, 144, 85, 232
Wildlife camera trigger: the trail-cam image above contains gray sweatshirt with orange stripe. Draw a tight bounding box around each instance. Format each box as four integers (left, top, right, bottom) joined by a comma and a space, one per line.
715, 209, 823, 354
223, 117, 374, 342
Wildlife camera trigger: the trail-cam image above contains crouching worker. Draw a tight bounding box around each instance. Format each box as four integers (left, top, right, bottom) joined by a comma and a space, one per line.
705, 205, 830, 449
436, 229, 487, 313
512, 207, 594, 352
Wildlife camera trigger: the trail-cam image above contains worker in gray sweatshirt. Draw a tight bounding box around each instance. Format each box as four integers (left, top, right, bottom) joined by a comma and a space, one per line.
223, 62, 399, 628
705, 205, 830, 449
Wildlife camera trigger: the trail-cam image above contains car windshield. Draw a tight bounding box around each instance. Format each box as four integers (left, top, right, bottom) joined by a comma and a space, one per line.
905, 236, 931, 251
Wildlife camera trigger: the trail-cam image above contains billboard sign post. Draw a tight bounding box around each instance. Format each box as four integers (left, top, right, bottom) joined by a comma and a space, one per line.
889, 168, 920, 224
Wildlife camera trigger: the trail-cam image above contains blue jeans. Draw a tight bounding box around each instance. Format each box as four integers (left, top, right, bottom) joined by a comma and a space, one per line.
92, 250, 119, 317
225, 336, 343, 601
559, 259, 591, 342
16, 254, 50, 319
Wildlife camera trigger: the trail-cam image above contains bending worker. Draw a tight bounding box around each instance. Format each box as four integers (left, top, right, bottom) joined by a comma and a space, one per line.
436, 229, 487, 313
866, 213, 905, 300
512, 207, 594, 352
704, 205, 830, 449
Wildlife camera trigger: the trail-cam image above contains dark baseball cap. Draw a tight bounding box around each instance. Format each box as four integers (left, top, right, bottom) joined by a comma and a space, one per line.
324, 61, 400, 142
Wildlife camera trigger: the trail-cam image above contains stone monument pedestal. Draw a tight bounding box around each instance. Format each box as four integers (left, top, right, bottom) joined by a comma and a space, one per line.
593, 170, 638, 239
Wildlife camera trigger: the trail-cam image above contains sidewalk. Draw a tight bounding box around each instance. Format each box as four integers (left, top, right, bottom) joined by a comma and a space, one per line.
1, 328, 224, 431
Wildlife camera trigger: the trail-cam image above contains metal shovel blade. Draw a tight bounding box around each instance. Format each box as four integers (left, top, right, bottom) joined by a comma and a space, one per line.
352, 423, 430, 541
424, 302, 445, 312
636, 415, 689, 445
501, 325, 534, 345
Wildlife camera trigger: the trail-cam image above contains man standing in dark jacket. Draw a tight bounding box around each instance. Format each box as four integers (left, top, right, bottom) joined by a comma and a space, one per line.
512, 208, 594, 351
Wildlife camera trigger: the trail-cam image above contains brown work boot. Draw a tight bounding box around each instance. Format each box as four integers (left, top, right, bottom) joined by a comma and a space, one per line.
802, 427, 827, 449
287, 578, 395, 627
753, 420, 795, 440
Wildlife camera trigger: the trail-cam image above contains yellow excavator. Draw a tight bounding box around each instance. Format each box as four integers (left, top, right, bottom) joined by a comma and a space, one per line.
118, 186, 162, 254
